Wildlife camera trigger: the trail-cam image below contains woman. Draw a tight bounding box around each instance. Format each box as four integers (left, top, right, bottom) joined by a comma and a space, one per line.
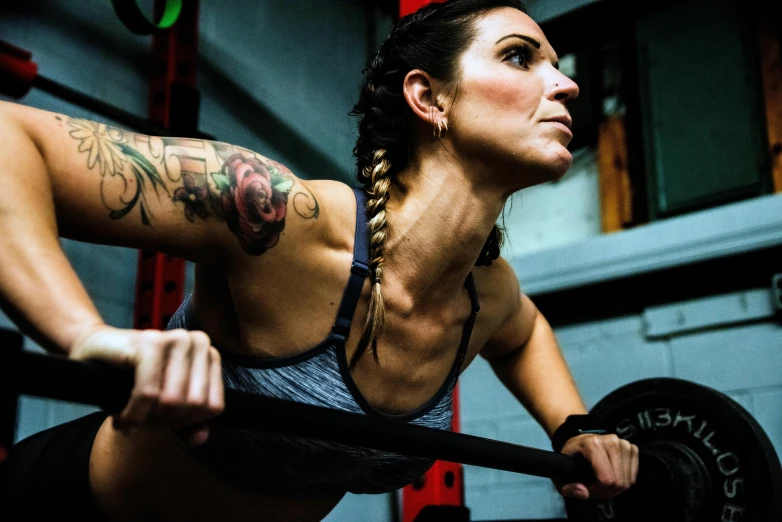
0, 1, 638, 520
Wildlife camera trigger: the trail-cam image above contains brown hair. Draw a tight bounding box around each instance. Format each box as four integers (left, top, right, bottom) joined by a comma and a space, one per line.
348, 0, 524, 368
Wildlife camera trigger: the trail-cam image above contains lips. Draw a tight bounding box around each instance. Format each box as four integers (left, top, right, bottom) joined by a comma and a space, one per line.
541, 115, 573, 129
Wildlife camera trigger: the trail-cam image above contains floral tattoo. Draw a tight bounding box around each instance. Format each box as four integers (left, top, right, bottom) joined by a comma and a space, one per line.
212, 154, 291, 255
61, 116, 319, 255
66, 118, 167, 225
173, 173, 209, 222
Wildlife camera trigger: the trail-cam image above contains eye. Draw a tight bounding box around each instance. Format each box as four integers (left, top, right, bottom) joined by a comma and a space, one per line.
504, 44, 534, 68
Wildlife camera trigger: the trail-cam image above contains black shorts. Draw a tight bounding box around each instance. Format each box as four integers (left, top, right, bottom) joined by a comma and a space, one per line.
1, 411, 110, 521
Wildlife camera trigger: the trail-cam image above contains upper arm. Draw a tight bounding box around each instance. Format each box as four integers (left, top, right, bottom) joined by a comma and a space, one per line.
8, 102, 320, 267
479, 257, 540, 363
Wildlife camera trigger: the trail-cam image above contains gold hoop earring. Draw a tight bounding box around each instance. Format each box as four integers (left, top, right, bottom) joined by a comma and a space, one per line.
434, 120, 448, 139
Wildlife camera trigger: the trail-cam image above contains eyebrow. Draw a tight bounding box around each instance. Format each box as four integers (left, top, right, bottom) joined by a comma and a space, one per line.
496, 33, 540, 48
495, 33, 560, 69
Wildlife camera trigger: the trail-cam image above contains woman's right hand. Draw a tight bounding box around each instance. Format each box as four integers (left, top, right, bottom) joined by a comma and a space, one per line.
68, 325, 224, 446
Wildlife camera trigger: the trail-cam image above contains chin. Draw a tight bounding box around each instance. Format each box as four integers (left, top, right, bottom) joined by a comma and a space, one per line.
551, 155, 573, 178
546, 144, 574, 177
525, 140, 574, 179
507, 158, 571, 192
532, 150, 572, 182
498, 145, 573, 190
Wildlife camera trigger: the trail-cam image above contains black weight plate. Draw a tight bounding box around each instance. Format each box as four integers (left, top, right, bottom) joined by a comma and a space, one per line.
565, 378, 782, 522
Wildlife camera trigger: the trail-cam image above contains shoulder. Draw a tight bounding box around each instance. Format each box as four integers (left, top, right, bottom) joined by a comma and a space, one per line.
289, 178, 359, 251
472, 256, 539, 362
226, 172, 360, 273
472, 255, 522, 315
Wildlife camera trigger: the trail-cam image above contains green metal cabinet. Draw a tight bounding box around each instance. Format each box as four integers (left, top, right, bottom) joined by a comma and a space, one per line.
635, 0, 772, 219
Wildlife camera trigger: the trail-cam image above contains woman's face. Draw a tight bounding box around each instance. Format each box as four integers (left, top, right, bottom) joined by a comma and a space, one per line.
448, 8, 579, 189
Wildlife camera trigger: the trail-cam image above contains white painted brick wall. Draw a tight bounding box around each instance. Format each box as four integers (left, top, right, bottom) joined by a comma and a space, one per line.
564, 337, 672, 409
752, 389, 782, 458
466, 481, 566, 520
554, 315, 646, 346
460, 357, 527, 424
643, 288, 776, 338
670, 323, 782, 391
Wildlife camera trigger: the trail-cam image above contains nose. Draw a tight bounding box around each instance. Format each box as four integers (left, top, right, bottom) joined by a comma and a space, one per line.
549, 69, 579, 104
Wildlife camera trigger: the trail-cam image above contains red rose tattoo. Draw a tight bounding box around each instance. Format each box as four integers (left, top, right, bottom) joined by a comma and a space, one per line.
213, 154, 290, 255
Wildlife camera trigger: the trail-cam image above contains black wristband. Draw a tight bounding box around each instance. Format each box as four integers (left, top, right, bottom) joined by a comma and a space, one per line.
551, 414, 611, 453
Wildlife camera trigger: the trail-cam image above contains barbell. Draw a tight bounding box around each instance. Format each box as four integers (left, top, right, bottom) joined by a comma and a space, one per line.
0, 328, 780, 521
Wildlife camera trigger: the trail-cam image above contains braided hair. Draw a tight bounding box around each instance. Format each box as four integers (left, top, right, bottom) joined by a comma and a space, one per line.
349, 0, 525, 368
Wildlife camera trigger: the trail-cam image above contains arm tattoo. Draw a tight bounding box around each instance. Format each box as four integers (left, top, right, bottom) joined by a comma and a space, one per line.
65, 118, 168, 225
211, 153, 292, 254
61, 117, 320, 255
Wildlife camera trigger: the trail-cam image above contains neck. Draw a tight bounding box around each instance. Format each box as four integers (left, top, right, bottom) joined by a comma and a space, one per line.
382, 147, 508, 313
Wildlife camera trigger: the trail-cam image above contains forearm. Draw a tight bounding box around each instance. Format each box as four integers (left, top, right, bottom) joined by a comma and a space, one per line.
490, 310, 587, 438
0, 105, 104, 353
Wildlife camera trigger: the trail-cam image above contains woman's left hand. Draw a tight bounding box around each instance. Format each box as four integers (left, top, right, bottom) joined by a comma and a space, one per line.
554, 433, 639, 500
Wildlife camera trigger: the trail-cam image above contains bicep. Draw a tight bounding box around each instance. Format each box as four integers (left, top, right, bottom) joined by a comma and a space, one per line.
18, 103, 306, 266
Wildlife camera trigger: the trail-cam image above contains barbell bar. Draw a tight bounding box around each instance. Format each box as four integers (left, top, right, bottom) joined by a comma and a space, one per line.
1, 329, 780, 521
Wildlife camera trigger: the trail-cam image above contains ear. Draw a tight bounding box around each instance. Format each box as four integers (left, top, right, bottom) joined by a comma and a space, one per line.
403, 69, 447, 127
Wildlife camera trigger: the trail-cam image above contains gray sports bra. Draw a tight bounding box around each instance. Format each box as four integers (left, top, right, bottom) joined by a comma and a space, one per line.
166, 187, 480, 498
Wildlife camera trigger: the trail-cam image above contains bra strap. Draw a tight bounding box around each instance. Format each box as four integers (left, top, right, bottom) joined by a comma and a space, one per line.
465, 271, 481, 314
331, 188, 371, 340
